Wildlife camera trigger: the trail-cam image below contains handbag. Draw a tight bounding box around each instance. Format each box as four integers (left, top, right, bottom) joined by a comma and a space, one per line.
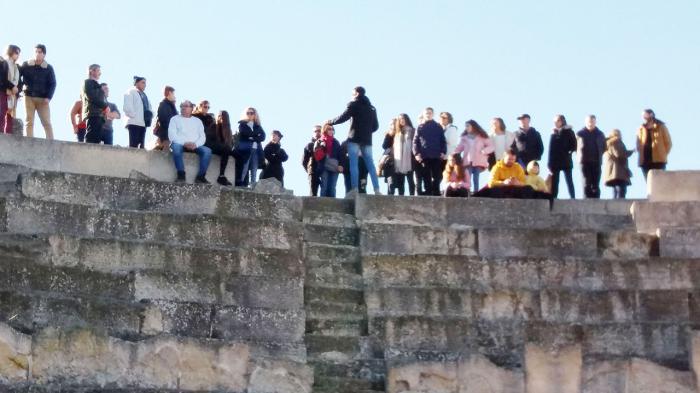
324, 157, 340, 173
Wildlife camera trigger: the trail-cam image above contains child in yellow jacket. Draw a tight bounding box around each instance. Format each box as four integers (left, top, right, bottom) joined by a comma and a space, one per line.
525, 161, 549, 193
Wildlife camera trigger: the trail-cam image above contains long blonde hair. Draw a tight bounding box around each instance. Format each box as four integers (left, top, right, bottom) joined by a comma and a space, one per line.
240, 107, 261, 125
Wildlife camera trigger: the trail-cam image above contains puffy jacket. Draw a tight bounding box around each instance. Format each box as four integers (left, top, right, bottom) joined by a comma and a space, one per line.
511, 127, 544, 164
454, 134, 494, 168
604, 136, 633, 186
413, 120, 447, 159
19, 60, 56, 99
81, 79, 107, 118
548, 126, 577, 171
637, 121, 672, 166
330, 95, 378, 146
261, 142, 288, 181
576, 127, 606, 164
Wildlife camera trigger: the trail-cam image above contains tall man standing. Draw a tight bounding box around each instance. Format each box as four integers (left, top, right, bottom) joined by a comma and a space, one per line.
511, 114, 544, 170
576, 115, 606, 199
81, 64, 109, 144
19, 44, 56, 139
123, 76, 152, 149
413, 107, 447, 196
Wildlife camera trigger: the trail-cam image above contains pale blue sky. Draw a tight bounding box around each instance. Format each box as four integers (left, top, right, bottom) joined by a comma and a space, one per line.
3, 0, 699, 198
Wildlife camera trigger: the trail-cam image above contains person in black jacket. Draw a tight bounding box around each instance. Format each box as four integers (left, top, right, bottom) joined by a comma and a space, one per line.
154, 86, 178, 150
577, 115, 607, 199
194, 101, 233, 185
235, 107, 266, 187
19, 44, 56, 139
511, 114, 544, 170
261, 130, 289, 186
548, 114, 577, 199
413, 107, 447, 196
302, 126, 322, 196
80, 64, 108, 144
326, 86, 381, 195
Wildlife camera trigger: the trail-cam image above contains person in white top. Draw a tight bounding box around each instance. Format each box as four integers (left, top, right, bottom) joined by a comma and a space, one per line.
123, 76, 152, 149
439, 112, 460, 156
488, 117, 515, 169
168, 100, 212, 183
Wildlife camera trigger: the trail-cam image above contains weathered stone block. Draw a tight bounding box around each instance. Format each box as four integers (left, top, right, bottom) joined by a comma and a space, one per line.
363, 255, 473, 289
360, 223, 477, 256
659, 227, 700, 258
478, 229, 597, 258
356, 194, 448, 226
0, 323, 31, 383
366, 288, 472, 318
458, 355, 524, 393
632, 200, 700, 234
583, 359, 696, 393
525, 344, 582, 393
648, 169, 700, 202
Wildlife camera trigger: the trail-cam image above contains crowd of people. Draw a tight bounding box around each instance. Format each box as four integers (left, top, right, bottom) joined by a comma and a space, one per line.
1, 44, 673, 199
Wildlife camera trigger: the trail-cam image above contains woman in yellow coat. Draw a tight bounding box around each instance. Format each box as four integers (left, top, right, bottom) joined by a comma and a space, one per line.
637, 109, 671, 180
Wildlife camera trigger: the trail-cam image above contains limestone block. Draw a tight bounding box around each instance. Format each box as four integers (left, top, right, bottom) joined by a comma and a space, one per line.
478, 228, 596, 258
632, 201, 700, 235
598, 230, 657, 259
361, 223, 477, 256
0, 323, 31, 383
248, 359, 314, 393
648, 170, 700, 202
524, 344, 582, 393
583, 359, 696, 393
458, 355, 524, 393
659, 227, 700, 258
386, 361, 458, 393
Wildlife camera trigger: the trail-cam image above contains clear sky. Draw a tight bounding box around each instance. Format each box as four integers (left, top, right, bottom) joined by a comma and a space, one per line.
3, 0, 699, 198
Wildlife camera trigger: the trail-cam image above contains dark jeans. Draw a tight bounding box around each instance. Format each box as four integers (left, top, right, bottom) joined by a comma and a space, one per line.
642, 163, 666, 181
309, 173, 321, 196
445, 187, 469, 198
233, 149, 252, 187
421, 158, 443, 196
76, 127, 87, 142
85, 117, 105, 144
207, 142, 232, 176
171, 143, 212, 178
128, 125, 146, 149
581, 162, 602, 199
320, 170, 339, 197
388, 172, 416, 196
551, 167, 575, 199
101, 128, 113, 145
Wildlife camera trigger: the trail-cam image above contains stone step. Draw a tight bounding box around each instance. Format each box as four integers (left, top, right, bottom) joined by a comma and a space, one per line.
363, 254, 700, 292
551, 199, 637, 216
0, 233, 303, 278
306, 267, 364, 290
303, 196, 355, 215
306, 318, 367, 336
304, 243, 361, 275
304, 224, 360, 246
1, 197, 303, 251
306, 301, 367, 320
550, 212, 636, 231
305, 286, 365, 306
659, 227, 700, 258
309, 359, 386, 383
313, 376, 379, 392
633, 200, 700, 235
303, 210, 357, 229
16, 169, 302, 222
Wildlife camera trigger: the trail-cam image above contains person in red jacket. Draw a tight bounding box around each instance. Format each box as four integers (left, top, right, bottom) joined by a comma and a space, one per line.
314, 124, 344, 197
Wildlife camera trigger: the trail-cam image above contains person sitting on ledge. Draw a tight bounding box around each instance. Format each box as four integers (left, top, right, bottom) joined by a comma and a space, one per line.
168, 100, 211, 184
474, 148, 549, 199
525, 160, 549, 193
443, 154, 470, 198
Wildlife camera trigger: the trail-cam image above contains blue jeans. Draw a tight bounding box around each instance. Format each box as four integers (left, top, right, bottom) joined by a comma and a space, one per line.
171, 143, 212, 177
241, 148, 259, 185
469, 167, 483, 191
347, 142, 379, 192
320, 170, 339, 197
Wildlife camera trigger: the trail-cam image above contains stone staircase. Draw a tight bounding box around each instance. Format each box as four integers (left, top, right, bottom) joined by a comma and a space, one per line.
302, 197, 386, 393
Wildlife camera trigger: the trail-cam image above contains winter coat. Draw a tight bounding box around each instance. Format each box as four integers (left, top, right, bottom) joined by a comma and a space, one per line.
576, 127, 606, 164
548, 126, 577, 171
413, 120, 447, 159
18, 59, 56, 99
261, 142, 288, 181
454, 134, 494, 168
302, 137, 320, 175
123, 88, 152, 127
511, 127, 544, 164
237, 121, 266, 152
329, 95, 378, 145
637, 121, 672, 166
604, 136, 633, 186
80, 79, 107, 118
155, 99, 178, 139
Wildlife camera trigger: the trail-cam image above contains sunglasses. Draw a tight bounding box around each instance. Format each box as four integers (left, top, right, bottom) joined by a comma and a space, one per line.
203, 105, 210, 109
246, 111, 256, 115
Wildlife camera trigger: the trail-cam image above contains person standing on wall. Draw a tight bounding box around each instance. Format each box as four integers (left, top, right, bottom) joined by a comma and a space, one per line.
454, 119, 494, 192
261, 130, 289, 186
439, 111, 460, 158
100, 83, 120, 145
153, 86, 178, 151
235, 107, 265, 187
548, 114, 577, 199
637, 109, 672, 180
302, 125, 323, 196
511, 114, 543, 170
389, 114, 416, 196
326, 86, 381, 195
1, 45, 21, 134
488, 117, 515, 170
69, 99, 87, 142
19, 44, 56, 139
123, 76, 152, 149
413, 107, 447, 196
80, 64, 109, 144
576, 115, 606, 199
604, 129, 634, 199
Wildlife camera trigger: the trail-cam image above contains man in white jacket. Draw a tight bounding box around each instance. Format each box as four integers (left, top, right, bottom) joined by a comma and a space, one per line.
439, 111, 460, 157
123, 76, 152, 149
168, 100, 212, 183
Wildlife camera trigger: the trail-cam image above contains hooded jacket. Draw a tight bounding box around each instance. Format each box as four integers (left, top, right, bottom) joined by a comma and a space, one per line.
548, 126, 577, 171
604, 136, 633, 185
330, 95, 378, 146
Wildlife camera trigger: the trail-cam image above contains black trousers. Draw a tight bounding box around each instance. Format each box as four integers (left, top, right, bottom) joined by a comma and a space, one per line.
421, 158, 443, 196
85, 117, 104, 144
551, 168, 575, 199
127, 125, 146, 149
206, 142, 231, 176
581, 162, 602, 199
389, 172, 415, 196
445, 187, 469, 198
642, 163, 666, 181
309, 173, 321, 196
607, 180, 628, 199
